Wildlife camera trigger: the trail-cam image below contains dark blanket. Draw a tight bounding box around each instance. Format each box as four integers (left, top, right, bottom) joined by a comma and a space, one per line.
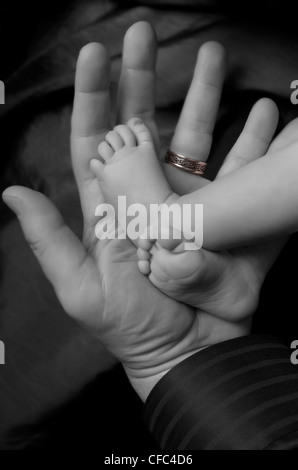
0, 0, 298, 449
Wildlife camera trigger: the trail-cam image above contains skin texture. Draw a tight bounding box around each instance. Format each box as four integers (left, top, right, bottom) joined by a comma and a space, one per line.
90, 107, 296, 315
2, 22, 293, 402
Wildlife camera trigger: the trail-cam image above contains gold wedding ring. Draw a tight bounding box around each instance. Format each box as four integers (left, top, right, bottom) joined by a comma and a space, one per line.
165, 150, 207, 176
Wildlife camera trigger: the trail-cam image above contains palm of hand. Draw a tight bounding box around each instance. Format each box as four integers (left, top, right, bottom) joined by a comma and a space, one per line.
85, 233, 198, 368
74, 222, 256, 378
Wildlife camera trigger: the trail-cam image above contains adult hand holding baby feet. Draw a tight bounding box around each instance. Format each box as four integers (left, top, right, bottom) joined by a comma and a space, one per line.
2, 22, 293, 402
90, 97, 285, 321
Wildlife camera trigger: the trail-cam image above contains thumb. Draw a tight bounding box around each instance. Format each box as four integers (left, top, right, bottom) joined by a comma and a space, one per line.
2, 186, 100, 319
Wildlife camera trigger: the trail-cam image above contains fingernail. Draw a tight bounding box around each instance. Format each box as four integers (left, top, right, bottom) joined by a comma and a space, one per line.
133, 118, 143, 125
2, 189, 20, 202
90, 158, 100, 168
2, 189, 22, 214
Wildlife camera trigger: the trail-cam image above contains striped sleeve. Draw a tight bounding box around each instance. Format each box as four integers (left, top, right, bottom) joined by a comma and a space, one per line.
144, 335, 298, 450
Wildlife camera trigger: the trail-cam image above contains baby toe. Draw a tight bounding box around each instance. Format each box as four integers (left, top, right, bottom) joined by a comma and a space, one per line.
127, 118, 154, 148
106, 130, 125, 151
98, 141, 114, 162
149, 256, 169, 283
138, 237, 154, 251
114, 125, 136, 147
137, 247, 151, 261
90, 158, 104, 179
138, 260, 151, 276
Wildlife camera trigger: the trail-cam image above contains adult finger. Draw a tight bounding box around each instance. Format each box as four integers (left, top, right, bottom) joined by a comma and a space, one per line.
226, 101, 286, 285
217, 98, 279, 178
171, 42, 226, 160
164, 42, 226, 194
117, 22, 159, 149
71, 43, 110, 240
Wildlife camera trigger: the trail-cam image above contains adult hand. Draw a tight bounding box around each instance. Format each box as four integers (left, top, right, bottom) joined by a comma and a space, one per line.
1, 22, 290, 401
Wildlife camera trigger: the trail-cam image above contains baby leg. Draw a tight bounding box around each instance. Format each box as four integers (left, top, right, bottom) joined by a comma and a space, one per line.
138, 119, 298, 313
180, 141, 298, 250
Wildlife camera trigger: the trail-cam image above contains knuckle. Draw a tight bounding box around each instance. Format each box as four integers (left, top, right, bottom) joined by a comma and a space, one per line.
115, 124, 125, 133
29, 238, 47, 258
106, 130, 114, 140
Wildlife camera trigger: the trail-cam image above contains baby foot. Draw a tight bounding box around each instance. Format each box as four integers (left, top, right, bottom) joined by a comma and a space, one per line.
90, 118, 258, 322
90, 118, 173, 212
137, 237, 259, 321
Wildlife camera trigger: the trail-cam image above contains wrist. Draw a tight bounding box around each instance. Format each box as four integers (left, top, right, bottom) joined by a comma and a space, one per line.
123, 348, 205, 402
124, 319, 251, 402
